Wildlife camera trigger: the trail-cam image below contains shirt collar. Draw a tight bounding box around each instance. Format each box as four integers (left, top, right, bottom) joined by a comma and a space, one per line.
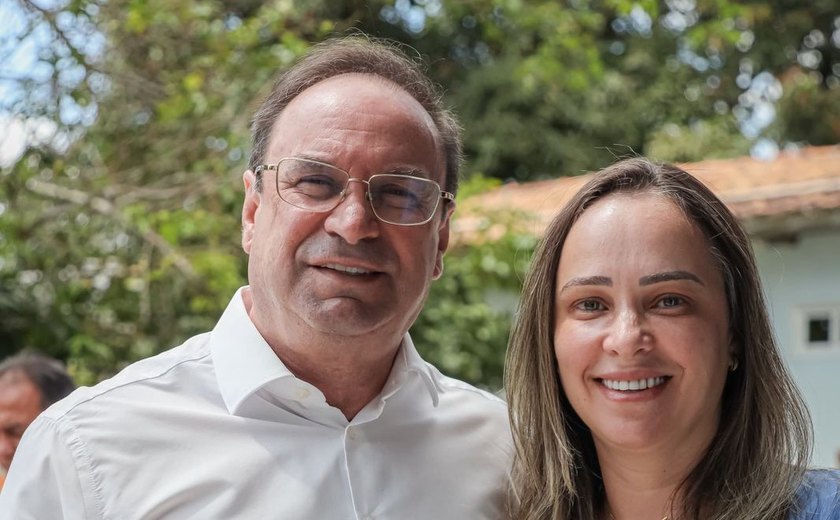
211, 287, 441, 415
210, 287, 296, 414
392, 332, 441, 407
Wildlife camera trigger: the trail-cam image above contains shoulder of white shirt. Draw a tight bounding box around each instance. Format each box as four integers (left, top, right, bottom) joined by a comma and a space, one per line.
39, 332, 213, 421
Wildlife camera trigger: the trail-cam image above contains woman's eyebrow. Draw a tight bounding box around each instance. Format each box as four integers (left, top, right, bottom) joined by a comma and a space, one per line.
639, 270, 704, 286
559, 276, 612, 294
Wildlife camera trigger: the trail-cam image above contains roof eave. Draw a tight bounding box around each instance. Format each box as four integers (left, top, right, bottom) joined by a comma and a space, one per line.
742, 208, 840, 242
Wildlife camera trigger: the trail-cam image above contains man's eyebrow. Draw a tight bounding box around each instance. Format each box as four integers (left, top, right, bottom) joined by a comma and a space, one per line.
559, 276, 612, 293
385, 167, 428, 177
639, 270, 705, 286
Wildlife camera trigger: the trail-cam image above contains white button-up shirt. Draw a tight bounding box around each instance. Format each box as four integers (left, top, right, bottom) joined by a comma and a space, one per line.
0, 288, 513, 519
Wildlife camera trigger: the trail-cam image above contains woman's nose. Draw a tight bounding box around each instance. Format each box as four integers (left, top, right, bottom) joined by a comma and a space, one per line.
602, 309, 653, 356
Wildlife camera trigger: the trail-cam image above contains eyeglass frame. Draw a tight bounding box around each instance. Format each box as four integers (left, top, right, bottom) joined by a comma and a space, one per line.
253, 157, 456, 227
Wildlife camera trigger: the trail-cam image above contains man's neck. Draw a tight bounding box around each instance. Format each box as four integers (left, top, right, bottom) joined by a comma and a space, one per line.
277, 341, 400, 420
241, 287, 405, 420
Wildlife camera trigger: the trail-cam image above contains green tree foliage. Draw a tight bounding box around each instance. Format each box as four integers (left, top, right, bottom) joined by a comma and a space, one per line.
1, 0, 838, 388
413, 175, 538, 389
417, 0, 839, 175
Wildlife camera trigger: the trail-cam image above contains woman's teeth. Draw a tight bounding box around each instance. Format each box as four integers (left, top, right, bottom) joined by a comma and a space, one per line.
602, 376, 666, 391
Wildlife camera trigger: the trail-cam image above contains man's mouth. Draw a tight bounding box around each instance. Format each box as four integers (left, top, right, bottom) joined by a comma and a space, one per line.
321, 263, 376, 276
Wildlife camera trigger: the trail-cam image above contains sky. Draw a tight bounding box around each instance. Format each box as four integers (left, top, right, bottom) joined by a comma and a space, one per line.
0, 0, 33, 165
0, 0, 99, 166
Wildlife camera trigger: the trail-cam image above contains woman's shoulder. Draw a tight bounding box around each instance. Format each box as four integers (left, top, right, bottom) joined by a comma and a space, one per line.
789, 469, 840, 520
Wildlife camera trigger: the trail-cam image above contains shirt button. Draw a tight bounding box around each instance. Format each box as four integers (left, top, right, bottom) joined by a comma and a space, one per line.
295, 387, 310, 399
346, 428, 357, 441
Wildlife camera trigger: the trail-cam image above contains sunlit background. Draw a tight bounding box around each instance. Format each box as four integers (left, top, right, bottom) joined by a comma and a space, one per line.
1, 0, 838, 465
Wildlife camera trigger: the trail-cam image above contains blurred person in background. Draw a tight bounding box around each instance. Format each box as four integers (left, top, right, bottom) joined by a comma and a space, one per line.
505, 158, 840, 519
0, 352, 75, 488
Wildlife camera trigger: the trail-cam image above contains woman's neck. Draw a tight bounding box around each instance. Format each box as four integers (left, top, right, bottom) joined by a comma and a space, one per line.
596, 439, 705, 520
593, 415, 719, 520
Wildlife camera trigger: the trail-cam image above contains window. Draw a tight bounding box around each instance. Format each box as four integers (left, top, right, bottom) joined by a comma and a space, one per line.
808, 315, 831, 344
798, 305, 840, 352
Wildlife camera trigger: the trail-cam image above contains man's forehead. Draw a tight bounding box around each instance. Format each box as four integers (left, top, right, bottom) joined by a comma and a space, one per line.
0, 371, 40, 402
265, 72, 444, 177
0, 369, 29, 387
282, 73, 433, 124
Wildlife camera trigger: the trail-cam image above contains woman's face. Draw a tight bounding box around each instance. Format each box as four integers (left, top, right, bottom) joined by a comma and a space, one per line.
553, 192, 733, 457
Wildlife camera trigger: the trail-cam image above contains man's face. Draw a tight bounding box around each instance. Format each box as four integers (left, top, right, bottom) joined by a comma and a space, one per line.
0, 373, 43, 471
242, 74, 450, 351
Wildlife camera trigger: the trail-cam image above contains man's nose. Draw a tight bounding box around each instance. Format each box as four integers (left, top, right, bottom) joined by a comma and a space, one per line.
323, 180, 381, 244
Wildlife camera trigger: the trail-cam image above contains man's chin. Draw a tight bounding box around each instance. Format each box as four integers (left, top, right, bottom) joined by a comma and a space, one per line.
305, 299, 399, 336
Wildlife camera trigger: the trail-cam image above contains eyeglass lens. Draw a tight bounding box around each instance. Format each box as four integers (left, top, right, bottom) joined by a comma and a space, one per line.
275, 158, 442, 224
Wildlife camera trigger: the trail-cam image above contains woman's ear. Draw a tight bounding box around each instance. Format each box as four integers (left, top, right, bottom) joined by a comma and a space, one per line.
728, 338, 740, 372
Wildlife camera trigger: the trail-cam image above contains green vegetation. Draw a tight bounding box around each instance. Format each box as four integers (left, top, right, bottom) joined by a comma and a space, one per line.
1, 0, 838, 388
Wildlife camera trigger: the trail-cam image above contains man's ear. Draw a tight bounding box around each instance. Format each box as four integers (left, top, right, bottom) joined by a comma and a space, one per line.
432, 203, 455, 280
241, 170, 260, 254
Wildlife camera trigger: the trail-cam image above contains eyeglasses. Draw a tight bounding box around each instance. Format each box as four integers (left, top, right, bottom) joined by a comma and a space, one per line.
254, 157, 455, 226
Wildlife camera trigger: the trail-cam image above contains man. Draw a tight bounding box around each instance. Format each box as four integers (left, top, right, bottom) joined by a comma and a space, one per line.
0, 352, 75, 486
1, 37, 512, 518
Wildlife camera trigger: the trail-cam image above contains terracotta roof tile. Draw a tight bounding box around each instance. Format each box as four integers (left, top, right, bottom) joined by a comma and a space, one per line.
455, 145, 840, 240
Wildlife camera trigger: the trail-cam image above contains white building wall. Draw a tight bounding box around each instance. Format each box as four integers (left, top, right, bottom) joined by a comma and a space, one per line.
754, 228, 840, 468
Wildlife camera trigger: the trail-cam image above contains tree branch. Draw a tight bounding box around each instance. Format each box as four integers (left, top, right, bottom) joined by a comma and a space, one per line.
25, 178, 197, 279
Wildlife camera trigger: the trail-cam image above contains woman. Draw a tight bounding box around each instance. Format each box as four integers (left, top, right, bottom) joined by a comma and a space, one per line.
505, 158, 840, 519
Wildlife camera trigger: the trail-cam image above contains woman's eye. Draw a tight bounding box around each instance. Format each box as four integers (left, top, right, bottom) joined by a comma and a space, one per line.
575, 299, 604, 312
657, 295, 683, 308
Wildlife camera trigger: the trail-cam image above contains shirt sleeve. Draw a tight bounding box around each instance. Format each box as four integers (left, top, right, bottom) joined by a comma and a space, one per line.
0, 415, 101, 520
